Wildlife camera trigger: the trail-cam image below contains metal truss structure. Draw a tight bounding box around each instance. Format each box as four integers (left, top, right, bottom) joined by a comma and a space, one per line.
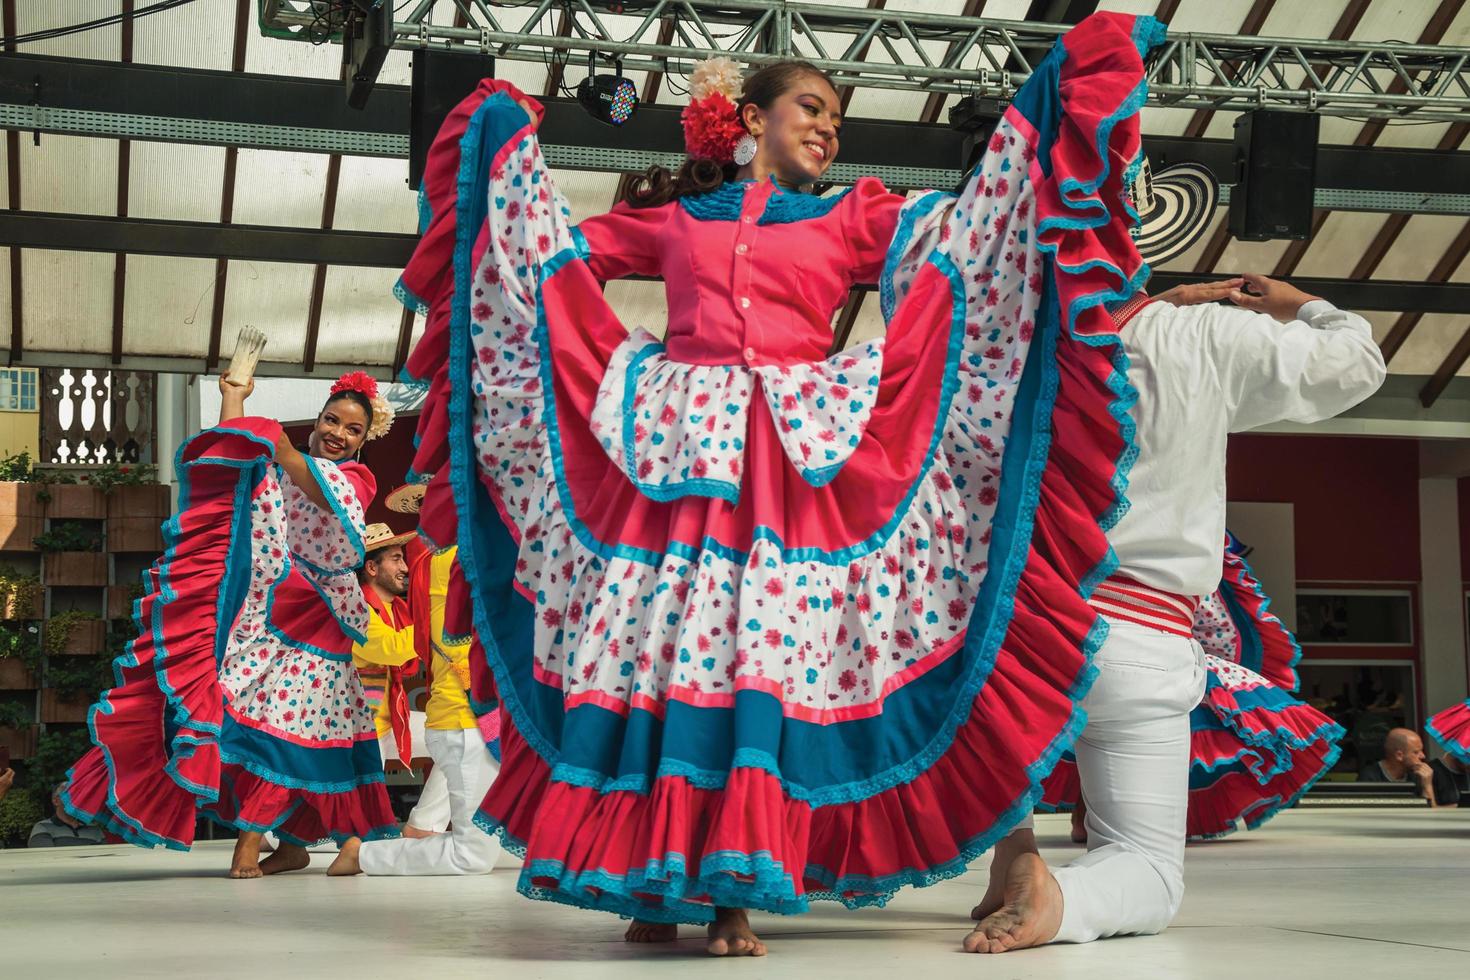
258, 0, 1470, 122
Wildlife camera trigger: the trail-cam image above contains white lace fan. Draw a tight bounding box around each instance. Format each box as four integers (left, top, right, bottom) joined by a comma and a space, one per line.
225, 326, 267, 385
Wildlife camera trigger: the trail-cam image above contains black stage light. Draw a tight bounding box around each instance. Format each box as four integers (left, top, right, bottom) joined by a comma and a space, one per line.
577, 53, 638, 126
344, 0, 393, 110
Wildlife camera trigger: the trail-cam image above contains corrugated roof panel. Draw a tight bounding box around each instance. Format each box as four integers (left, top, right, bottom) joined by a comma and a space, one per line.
15, 3, 120, 59
312, 264, 405, 367
218, 259, 316, 366
18, 134, 117, 215
604, 279, 669, 341
121, 254, 224, 356
1291, 212, 1385, 278
133, 0, 232, 71
334, 154, 419, 234
1370, 215, 1467, 281
230, 148, 328, 229
1390, 312, 1465, 375
20, 249, 114, 355
128, 139, 227, 222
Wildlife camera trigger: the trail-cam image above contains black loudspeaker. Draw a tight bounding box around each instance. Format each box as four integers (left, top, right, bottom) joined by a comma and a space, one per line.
409, 50, 497, 190
1228, 110, 1319, 241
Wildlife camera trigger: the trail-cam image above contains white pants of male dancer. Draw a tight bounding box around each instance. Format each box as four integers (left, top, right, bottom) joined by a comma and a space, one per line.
359, 727, 502, 875
1012, 617, 1206, 941
378, 710, 452, 833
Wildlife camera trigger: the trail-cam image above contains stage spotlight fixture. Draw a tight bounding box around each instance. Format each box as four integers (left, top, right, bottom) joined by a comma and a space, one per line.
344, 0, 393, 110
577, 53, 638, 126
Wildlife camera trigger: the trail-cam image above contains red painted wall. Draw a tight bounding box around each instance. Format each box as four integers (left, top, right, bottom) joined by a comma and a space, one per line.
1226, 433, 1420, 583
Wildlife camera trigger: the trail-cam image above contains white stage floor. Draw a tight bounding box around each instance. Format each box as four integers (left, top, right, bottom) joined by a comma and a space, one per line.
3, 807, 1466, 979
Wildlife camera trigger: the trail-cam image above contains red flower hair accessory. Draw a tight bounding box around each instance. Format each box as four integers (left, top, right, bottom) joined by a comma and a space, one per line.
329, 370, 394, 442
681, 57, 746, 164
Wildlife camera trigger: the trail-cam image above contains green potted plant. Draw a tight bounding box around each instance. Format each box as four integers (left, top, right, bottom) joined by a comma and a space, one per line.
0, 451, 43, 551
44, 653, 112, 703
0, 621, 41, 688
44, 609, 104, 658
36, 521, 107, 587
0, 565, 43, 620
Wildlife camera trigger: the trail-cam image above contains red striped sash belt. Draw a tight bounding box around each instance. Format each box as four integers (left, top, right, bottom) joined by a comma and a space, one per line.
1087, 574, 1200, 638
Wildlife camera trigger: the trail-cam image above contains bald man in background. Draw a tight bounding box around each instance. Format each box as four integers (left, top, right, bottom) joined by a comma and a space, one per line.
1359, 728, 1445, 806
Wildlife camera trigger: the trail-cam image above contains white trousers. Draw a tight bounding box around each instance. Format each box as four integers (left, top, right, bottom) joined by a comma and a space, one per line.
378, 711, 451, 832
1016, 618, 1206, 943
359, 727, 503, 876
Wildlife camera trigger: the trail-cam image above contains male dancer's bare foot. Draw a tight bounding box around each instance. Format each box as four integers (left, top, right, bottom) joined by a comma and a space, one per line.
1070, 803, 1088, 845
327, 837, 363, 876
401, 823, 439, 839
963, 853, 1064, 954
970, 828, 1038, 921
229, 832, 264, 878
624, 920, 678, 943
258, 841, 311, 875
706, 907, 766, 957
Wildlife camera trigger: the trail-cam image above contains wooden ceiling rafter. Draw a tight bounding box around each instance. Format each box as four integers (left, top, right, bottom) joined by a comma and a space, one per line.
205, 0, 254, 373
111, 0, 134, 365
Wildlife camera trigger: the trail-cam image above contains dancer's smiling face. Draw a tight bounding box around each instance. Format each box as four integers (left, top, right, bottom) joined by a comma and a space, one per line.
309, 395, 369, 461
740, 71, 842, 187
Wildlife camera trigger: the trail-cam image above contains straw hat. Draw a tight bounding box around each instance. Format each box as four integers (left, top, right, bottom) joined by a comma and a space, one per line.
363, 522, 415, 553
384, 482, 427, 515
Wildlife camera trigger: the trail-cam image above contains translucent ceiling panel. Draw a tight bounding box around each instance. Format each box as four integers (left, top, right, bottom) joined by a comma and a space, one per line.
231, 148, 329, 229
0, 249, 11, 346
1390, 313, 1467, 376
1136, 0, 1257, 137
219, 261, 316, 368
134, 0, 232, 71
247, 29, 341, 79
21, 250, 113, 355
128, 141, 227, 222
1292, 212, 1384, 278
15, 3, 120, 59
333, 155, 420, 234
605, 280, 669, 341
313, 265, 405, 367
1096, 0, 1161, 14
1212, 236, 1292, 277
19, 134, 117, 215
119, 255, 219, 357
1370, 216, 1468, 281
551, 168, 623, 223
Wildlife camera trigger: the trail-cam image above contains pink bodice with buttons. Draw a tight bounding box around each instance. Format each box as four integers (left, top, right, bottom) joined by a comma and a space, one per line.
576, 176, 905, 367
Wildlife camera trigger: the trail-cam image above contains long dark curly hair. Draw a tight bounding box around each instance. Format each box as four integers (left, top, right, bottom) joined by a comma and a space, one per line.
625, 60, 835, 209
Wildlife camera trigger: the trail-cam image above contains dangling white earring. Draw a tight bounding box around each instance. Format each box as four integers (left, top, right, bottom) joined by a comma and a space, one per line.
733, 133, 757, 167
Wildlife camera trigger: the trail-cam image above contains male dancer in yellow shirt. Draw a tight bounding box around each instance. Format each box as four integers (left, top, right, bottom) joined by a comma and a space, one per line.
331, 543, 502, 876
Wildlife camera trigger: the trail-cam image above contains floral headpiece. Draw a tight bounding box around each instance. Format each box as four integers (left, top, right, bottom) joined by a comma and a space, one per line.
330, 370, 395, 442
682, 57, 746, 164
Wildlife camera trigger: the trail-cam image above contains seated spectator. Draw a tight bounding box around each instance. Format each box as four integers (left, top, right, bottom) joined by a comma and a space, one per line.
1428, 752, 1468, 809
29, 783, 106, 847
1357, 728, 1449, 806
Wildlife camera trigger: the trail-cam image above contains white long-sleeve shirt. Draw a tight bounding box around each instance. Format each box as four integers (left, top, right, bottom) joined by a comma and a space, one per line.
1106, 299, 1386, 597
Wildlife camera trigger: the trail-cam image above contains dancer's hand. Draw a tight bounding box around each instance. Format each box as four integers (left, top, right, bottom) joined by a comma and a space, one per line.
1154, 277, 1244, 307
219, 375, 254, 401
518, 98, 539, 130
1226, 273, 1322, 322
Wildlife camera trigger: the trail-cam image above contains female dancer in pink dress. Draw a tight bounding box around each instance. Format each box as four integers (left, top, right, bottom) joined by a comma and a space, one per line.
399, 12, 1168, 954
63, 373, 401, 877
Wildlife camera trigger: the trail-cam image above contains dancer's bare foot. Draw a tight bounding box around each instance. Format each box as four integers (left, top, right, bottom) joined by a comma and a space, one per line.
963, 853, 1064, 954
1070, 803, 1088, 845
624, 920, 678, 943
327, 837, 363, 876
971, 827, 1038, 921
229, 832, 264, 879
706, 907, 766, 957
258, 841, 311, 875
401, 823, 439, 839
